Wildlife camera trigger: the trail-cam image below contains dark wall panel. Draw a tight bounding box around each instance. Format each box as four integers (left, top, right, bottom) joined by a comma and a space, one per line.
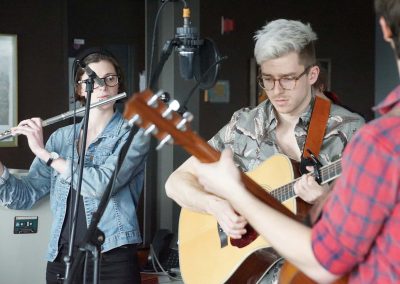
0, 0, 68, 169
68, 0, 145, 94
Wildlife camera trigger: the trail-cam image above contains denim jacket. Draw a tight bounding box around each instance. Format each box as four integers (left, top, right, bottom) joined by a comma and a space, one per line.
0, 111, 150, 261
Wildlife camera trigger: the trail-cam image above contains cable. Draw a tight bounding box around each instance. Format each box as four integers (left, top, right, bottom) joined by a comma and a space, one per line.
148, 244, 183, 281
147, 0, 170, 88
178, 55, 228, 115
147, 0, 189, 89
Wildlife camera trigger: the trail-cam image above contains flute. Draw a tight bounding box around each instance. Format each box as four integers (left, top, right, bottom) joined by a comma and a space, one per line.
0, 92, 127, 141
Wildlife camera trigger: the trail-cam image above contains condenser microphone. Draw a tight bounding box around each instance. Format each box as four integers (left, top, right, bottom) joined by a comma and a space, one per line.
175, 7, 203, 80
77, 60, 105, 87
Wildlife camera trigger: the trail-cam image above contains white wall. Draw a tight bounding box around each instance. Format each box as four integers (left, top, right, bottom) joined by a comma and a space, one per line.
0, 170, 52, 284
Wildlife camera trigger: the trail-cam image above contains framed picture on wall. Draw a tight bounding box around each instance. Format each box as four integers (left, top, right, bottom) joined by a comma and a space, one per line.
0, 34, 18, 147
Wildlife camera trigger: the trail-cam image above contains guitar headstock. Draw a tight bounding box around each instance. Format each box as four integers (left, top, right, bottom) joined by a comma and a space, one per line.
124, 89, 196, 150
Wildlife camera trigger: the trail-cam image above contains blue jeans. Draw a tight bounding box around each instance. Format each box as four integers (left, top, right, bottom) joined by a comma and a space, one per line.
46, 244, 141, 284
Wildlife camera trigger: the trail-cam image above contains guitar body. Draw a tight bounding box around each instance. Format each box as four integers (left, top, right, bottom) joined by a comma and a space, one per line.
179, 154, 300, 284
279, 261, 349, 284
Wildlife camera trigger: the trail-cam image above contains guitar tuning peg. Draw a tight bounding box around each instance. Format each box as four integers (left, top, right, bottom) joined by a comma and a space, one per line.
147, 90, 165, 107
147, 94, 159, 108
144, 124, 158, 136
156, 134, 174, 150
176, 111, 193, 131
182, 112, 194, 122
162, 100, 181, 119
128, 114, 141, 127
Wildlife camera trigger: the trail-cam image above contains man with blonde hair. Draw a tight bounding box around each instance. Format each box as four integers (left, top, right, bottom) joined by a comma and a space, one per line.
166, 19, 364, 282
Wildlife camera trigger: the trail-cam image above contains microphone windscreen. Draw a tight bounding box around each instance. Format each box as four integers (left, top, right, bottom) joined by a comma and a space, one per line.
193, 38, 221, 90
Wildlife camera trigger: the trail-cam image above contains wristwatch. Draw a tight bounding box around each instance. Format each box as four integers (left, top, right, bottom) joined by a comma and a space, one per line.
46, 152, 60, 167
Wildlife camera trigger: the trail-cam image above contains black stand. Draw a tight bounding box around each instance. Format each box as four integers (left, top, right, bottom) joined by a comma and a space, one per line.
149, 39, 178, 90
63, 72, 102, 283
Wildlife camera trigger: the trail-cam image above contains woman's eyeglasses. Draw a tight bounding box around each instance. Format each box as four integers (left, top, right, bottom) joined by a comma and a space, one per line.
78, 75, 119, 89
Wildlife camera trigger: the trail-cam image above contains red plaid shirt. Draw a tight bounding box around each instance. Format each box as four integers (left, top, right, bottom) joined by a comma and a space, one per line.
312, 86, 400, 283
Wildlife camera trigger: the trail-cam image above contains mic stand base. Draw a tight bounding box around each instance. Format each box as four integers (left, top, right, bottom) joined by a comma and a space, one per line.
81, 243, 100, 284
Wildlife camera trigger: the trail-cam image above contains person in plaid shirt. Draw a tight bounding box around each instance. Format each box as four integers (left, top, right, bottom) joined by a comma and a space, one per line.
188, 0, 400, 283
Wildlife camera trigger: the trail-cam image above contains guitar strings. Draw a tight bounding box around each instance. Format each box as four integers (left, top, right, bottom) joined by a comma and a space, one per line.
269, 159, 342, 202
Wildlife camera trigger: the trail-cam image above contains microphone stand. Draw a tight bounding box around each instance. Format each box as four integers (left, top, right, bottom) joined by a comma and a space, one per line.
149, 38, 178, 90
63, 72, 101, 283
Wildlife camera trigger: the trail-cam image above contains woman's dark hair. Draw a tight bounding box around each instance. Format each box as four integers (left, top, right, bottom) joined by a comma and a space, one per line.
74, 48, 125, 105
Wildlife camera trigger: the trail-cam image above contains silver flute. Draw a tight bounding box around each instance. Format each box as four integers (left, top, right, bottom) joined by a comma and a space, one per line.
0, 92, 127, 141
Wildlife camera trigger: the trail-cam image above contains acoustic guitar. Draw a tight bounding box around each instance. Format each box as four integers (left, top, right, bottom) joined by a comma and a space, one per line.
124, 89, 344, 284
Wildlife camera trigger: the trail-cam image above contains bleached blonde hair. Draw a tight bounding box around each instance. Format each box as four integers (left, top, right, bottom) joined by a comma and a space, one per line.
254, 19, 317, 66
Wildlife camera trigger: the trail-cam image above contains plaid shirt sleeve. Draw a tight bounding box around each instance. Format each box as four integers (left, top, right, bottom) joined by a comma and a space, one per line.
311, 120, 399, 275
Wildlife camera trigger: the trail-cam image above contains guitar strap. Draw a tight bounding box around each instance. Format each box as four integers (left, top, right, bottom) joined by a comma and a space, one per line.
299, 96, 331, 226
300, 96, 331, 174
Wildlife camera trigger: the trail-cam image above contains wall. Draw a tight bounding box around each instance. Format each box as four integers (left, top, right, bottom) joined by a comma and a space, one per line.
0, 0, 69, 168
0, 169, 51, 284
145, 0, 202, 236
67, 0, 145, 95
375, 16, 398, 109
0, 199, 51, 284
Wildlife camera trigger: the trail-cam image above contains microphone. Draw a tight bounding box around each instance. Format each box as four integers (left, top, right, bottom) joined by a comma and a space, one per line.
77, 60, 105, 87
175, 7, 223, 90
175, 7, 203, 80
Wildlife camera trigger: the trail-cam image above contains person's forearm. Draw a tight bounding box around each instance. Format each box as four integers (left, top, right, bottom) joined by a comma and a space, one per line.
229, 189, 339, 283
165, 169, 217, 214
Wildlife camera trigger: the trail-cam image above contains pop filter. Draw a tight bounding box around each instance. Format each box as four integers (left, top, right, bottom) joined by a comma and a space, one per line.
193, 37, 222, 90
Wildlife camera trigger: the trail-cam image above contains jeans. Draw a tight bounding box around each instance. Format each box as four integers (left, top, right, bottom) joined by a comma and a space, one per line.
46, 244, 141, 284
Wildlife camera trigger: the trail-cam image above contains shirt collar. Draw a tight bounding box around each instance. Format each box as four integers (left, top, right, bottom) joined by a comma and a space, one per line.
98, 111, 125, 138
266, 95, 315, 130
373, 85, 400, 115
73, 111, 124, 140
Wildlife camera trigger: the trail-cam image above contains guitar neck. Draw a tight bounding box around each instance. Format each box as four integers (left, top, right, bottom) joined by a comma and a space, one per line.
270, 159, 342, 202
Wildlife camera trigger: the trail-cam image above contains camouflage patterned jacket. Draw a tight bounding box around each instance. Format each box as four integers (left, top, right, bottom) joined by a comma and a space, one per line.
209, 97, 365, 172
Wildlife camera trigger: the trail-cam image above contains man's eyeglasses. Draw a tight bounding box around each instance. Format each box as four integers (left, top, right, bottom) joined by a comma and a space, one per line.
78, 75, 119, 89
257, 65, 312, 91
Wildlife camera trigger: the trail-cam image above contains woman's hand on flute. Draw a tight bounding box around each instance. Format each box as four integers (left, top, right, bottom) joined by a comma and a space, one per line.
12, 118, 48, 159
